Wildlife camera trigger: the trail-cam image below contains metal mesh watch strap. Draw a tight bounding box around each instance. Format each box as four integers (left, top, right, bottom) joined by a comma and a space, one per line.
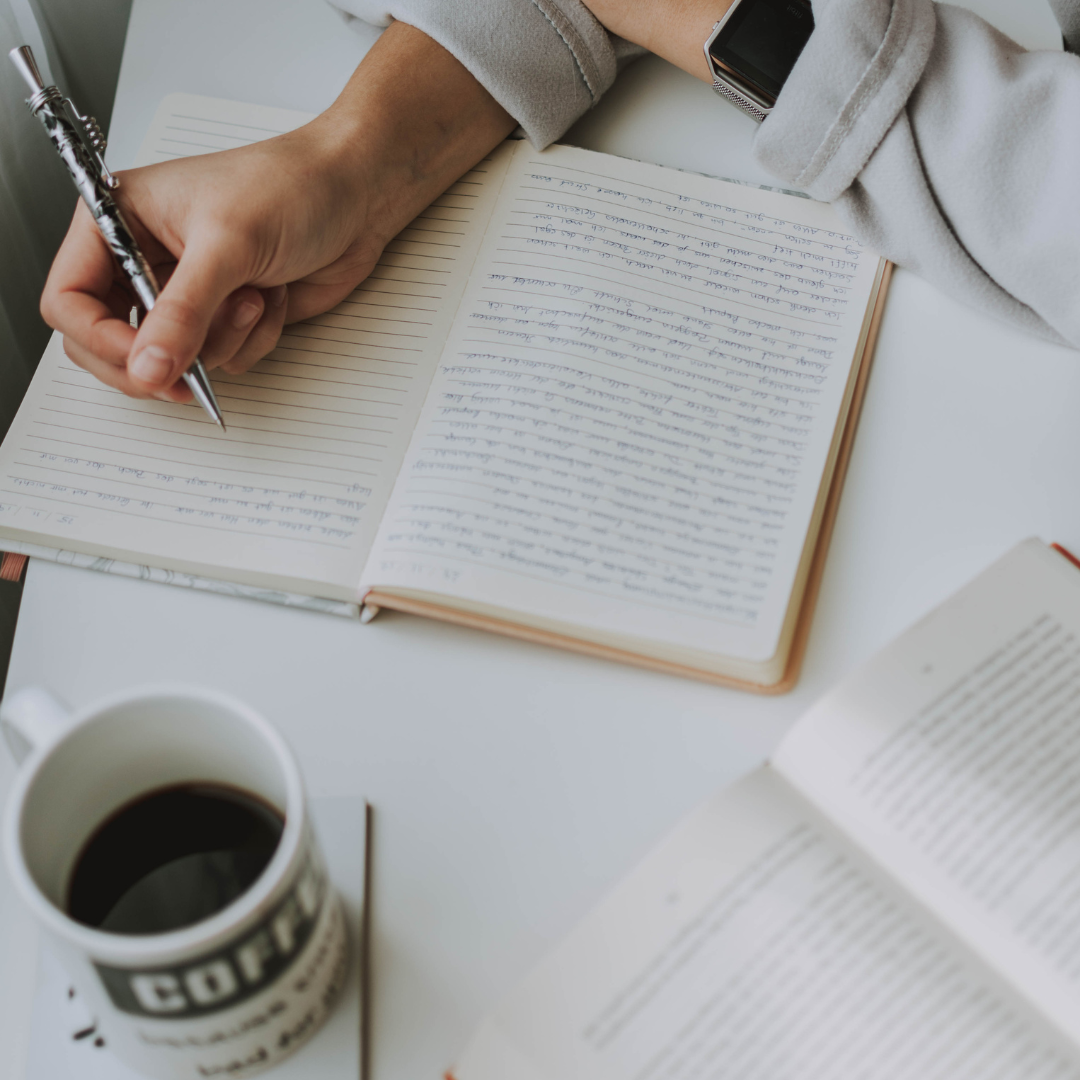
710, 78, 769, 123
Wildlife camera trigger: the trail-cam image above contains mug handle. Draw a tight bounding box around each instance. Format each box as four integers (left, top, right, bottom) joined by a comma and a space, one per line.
0, 687, 73, 765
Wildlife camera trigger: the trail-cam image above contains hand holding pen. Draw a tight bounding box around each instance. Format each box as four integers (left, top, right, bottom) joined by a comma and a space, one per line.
9, 46, 226, 427
11, 26, 516, 414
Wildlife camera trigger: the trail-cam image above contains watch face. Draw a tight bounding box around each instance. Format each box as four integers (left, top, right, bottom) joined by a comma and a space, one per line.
709, 0, 814, 101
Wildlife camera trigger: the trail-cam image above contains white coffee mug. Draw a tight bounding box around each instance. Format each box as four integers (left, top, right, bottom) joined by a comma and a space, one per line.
1, 684, 348, 1079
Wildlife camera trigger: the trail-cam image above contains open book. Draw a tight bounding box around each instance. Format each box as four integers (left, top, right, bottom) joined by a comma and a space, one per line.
0, 95, 889, 690
454, 539, 1080, 1080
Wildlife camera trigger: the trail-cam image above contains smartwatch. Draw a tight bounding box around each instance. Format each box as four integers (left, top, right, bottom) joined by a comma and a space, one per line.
704, 0, 814, 123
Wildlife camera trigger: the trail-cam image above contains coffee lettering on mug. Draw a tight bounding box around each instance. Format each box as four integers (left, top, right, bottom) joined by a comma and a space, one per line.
131, 974, 188, 1014
235, 929, 278, 984
95, 857, 328, 1018
185, 960, 240, 1006
271, 896, 305, 953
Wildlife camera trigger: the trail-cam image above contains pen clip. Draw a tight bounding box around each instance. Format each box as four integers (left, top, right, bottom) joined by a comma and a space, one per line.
63, 100, 119, 190
11, 47, 118, 190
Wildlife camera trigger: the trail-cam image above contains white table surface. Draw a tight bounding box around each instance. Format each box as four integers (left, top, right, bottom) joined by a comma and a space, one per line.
0, 2, 1073, 1078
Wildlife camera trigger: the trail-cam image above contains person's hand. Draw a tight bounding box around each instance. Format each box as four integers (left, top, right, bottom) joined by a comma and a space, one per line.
40, 21, 515, 403
42, 132, 384, 402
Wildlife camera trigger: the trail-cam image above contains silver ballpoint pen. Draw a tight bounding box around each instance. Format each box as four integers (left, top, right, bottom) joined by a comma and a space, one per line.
8, 45, 225, 429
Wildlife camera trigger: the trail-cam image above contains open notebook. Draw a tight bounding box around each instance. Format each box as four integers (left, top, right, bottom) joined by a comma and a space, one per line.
453, 540, 1080, 1080
0, 94, 890, 690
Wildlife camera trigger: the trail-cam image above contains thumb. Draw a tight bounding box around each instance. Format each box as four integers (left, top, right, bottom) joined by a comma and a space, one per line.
127, 241, 249, 395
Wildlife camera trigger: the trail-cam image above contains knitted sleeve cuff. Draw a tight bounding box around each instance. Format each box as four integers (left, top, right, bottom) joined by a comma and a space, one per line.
753, 0, 936, 202
330, 0, 623, 147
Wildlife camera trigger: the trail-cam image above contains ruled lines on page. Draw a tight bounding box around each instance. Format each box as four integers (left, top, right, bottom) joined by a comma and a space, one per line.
0, 95, 511, 599
366, 144, 881, 659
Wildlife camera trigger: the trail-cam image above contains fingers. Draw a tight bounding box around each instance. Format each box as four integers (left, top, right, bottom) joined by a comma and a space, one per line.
126, 237, 253, 396
68, 283, 287, 402
284, 276, 366, 325
199, 288, 265, 370
191, 283, 288, 377
42, 204, 134, 367
42, 202, 229, 401
53, 251, 287, 397
220, 285, 289, 374
41, 182, 353, 400
61, 334, 193, 403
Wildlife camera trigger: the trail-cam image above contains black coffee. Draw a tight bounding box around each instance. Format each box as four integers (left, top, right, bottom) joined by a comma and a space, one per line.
67, 783, 284, 935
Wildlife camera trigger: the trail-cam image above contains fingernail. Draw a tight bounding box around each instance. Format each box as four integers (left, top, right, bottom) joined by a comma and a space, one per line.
232, 300, 262, 329
269, 285, 287, 307
130, 346, 174, 385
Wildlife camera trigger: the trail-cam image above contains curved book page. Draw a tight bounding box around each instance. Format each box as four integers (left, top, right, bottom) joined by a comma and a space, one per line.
454, 768, 1080, 1080
775, 539, 1080, 1047
363, 143, 885, 675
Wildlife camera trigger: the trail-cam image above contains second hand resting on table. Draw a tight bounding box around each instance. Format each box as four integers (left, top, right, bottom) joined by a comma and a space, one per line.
39, 21, 514, 405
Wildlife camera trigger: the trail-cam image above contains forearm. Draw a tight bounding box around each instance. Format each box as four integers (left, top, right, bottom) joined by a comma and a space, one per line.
580, 0, 731, 81
315, 21, 515, 249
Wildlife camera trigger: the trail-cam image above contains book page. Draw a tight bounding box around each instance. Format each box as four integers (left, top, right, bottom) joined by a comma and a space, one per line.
0, 95, 513, 600
364, 143, 882, 662
775, 539, 1080, 1041
456, 768, 1078, 1080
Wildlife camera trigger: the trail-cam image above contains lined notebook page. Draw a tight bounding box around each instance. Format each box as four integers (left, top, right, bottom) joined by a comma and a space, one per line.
365, 143, 881, 661
0, 95, 513, 600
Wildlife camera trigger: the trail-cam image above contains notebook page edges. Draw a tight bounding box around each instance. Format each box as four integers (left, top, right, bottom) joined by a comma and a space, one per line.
0, 95, 514, 601
362, 142, 881, 662
455, 768, 1078, 1080
774, 539, 1080, 1046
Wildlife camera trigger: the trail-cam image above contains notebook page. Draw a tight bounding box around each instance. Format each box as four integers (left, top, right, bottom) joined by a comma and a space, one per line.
457, 769, 1078, 1080
0, 95, 514, 600
364, 143, 881, 660
775, 540, 1080, 1043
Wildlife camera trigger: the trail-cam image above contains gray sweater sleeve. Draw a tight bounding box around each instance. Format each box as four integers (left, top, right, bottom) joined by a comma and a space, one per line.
1047, 0, 1080, 52
329, 0, 637, 147
756, 0, 1080, 348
